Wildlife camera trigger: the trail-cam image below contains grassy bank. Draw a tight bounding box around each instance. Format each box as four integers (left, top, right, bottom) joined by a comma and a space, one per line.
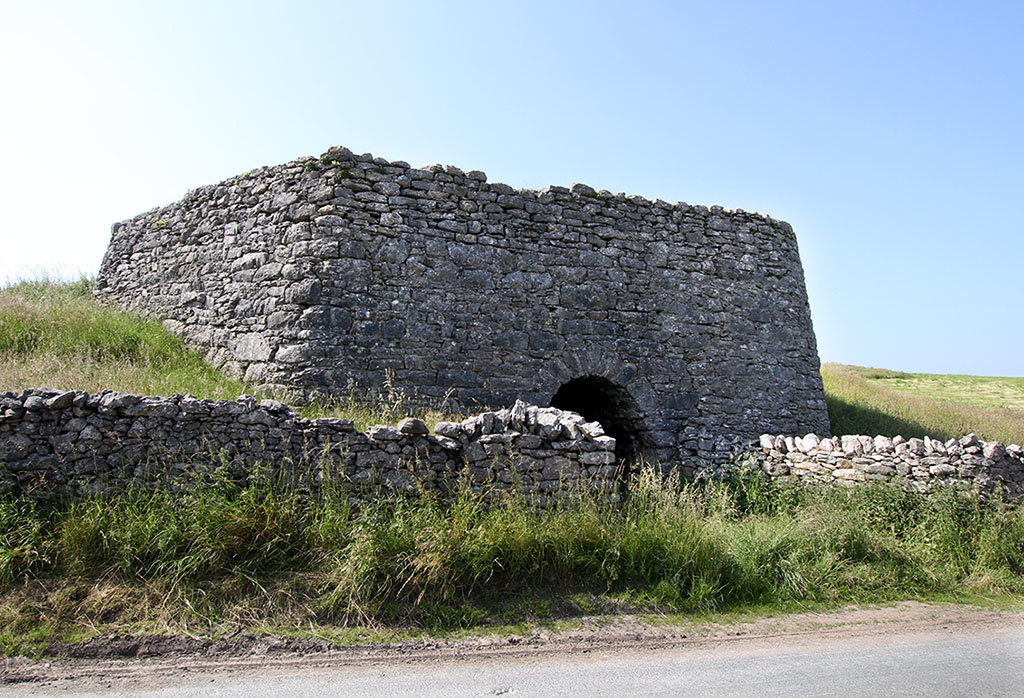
0, 279, 248, 401
2, 471, 1022, 654
0, 280, 454, 429
822, 363, 1024, 445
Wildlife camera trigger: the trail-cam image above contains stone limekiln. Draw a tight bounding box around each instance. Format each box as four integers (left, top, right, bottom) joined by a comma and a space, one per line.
96, 145, 829, 472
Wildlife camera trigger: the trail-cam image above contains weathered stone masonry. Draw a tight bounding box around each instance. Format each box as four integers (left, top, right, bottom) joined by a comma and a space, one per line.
96, 145, 830, 472
2, 387, 1019, 504
0, 388, 617, 504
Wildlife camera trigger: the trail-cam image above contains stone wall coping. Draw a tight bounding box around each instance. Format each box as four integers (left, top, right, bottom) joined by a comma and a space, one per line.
758, 432, 1021, 457
755, 432, 1024, 502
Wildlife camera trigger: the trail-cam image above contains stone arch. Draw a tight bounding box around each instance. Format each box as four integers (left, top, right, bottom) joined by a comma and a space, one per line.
549, 375, 645, 463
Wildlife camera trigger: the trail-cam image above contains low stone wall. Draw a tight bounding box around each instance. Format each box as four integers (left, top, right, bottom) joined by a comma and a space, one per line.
5, 387, 1019, 505
756, 433, 1024, 502
0, 388, 617, 505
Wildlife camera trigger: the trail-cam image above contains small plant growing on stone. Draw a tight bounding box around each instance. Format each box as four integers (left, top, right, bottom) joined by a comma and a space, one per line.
378, 368, 409, 423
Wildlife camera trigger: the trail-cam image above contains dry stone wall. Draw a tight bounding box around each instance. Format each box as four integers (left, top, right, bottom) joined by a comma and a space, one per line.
756, 432, 1024, 502
0, 388, 616, 505
4, 386, 1020, 505
96, 145, 829, 473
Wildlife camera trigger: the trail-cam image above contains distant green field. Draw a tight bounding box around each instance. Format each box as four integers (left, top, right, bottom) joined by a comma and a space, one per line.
822, 363, 1024, 446
875, 371, 1024, 411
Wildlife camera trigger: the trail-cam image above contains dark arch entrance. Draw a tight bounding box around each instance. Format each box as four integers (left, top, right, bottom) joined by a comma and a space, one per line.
550, 376, 643, 463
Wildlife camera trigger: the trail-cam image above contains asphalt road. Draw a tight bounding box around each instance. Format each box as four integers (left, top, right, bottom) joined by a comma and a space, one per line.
15, 623, 1024, 697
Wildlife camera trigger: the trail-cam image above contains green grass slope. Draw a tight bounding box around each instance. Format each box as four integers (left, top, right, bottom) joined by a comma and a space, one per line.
822, 363, 1024, 445
0, 279, 454, 429
0, 279, 248, 400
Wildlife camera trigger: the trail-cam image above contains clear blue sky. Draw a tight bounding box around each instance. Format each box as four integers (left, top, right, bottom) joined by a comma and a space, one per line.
1, 1, 1021, 376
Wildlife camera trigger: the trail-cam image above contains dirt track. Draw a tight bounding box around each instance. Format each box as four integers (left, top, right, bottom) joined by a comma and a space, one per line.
3, 601, 1022, 693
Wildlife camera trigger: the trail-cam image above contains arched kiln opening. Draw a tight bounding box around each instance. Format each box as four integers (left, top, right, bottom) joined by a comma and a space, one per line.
550, 376, 643, 463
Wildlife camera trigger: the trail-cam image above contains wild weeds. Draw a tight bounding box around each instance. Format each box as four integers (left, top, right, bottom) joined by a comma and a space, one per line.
2, 466, 1022, 638
298, 374, 462, 431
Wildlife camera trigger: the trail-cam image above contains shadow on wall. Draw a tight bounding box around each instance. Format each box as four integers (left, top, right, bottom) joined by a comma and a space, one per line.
825, 394, 951, 442
550, 376, 643, 463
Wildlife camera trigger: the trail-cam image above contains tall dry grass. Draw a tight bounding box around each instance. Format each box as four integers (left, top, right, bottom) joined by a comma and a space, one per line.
3, 466, 1023, 653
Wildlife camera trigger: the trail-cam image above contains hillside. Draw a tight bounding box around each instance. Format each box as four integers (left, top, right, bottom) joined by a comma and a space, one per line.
822, 363, 1024, 445
0, 279, 247, 401
0, 280, 447, 430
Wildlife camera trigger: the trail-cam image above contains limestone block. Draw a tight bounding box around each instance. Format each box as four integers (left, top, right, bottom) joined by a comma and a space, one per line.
397, 417, 429, 435
841, 435, 861, 455
833, 468, 866, 482
275, 344, 311, 364
230, 334, 272, 362
45, 391, 76, 409
906, 438, 926, 456
984, 442, 1007, 460
581, 451, 614, 466
873, 435, 894, 452
367, 425, 402, 442
0, 434, 33, 460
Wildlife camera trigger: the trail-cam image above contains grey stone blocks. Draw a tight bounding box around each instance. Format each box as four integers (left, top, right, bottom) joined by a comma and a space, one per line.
0, 389, 617, 505
757, 432, 1024, 502
95, 145, 830, 473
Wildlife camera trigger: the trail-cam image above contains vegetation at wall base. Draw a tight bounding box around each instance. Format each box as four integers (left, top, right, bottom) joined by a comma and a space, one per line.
3, 279, 1024, 655
2, 470, 1023, 656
